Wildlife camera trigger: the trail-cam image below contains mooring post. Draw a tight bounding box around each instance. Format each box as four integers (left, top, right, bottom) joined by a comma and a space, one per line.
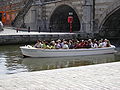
38, 26, 41, 33
28, 26, 30, 33
16, 27, 19, 33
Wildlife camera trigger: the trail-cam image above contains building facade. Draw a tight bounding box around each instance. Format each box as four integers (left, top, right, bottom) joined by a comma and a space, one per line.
0, 0, 26, 26
0, 0, 120, 39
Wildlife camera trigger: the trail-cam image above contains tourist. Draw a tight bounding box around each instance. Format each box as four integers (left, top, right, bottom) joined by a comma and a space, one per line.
98, 40, 103, 48
74, 40, 80, 49
84, 40, 91, 48
93, 41, 98, 48
34, 40, 43, 48
61, 39, 65, 48
55, 39, 62, 49
62, 41, 69, 49
80, 40, 85, 48
88, 39, 93, 48
106, 40, 111, 47
49, 40, 56, 49
68, 40, 74, 49
102, 39, 108, 47
48, 43, 55, 49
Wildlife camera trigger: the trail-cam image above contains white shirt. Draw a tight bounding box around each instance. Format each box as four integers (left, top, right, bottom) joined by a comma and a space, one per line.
93, 43, 98, 48
102, 42, 107, 47
63, 44, 69, 49
99, 42, 103, 48
90, 42, 94, 48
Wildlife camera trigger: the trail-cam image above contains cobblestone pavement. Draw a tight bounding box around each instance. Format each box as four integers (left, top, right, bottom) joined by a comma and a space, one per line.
0, 62, 120, 90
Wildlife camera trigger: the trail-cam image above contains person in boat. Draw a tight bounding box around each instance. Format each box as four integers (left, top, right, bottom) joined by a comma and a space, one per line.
61, 39, 66, 48
75, 40, 90, 48
102, 39, 108, 47
74, 40, 80, 49
45, 41, 51, 49
93, 39, 97, 43
55, 39, 62, 49
51, 41, 56, 49
34, 40, 43, 48
80, 40, 86, 48
40, 40, 47, 49
62, 41, 69, 49
106, 40, 111, 47
48, 41, 56, 49
88, 39, 93, 48
68, 40, 74, 49
83, 40, 91, 48
98, 40, 103, 48
93, 41, 98, 48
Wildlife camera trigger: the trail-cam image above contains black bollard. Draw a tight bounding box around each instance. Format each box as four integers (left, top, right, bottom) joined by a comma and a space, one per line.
38, 26, 41, 33
28, 27, 30, 33
16, 28, 19, 33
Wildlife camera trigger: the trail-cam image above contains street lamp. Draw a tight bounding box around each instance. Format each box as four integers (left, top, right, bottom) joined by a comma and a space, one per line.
68, 12, 73, 33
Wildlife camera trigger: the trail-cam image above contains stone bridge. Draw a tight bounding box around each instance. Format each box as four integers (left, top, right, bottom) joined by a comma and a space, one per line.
23, 0, 120, 38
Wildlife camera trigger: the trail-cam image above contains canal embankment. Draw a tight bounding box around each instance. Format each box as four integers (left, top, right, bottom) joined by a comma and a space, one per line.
0, 28, 78, 45
1, 27, 119, 46
0, 62, 120, 90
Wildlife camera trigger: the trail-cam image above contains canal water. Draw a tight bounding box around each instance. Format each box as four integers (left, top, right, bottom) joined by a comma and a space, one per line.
0, 45, 120, 75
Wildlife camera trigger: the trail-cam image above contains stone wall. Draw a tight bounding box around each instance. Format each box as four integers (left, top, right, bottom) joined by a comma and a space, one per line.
94, 0, 116, 32
95, 0, 116, 19
24, 6, 38, 30
0, 34, 77, 45
24, 0, 119, 38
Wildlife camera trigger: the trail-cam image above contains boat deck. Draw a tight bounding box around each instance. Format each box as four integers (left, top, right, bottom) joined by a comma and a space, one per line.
0, 62, 120, 90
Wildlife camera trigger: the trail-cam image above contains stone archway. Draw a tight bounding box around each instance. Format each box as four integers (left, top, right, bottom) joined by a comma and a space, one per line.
99, 0, 120, 29
49, 5, 80, 32
98, 0, 120, 38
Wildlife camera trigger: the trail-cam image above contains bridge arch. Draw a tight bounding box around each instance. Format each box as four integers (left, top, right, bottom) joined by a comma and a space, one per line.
49, 4, 81, 32
98, 0, 120, 37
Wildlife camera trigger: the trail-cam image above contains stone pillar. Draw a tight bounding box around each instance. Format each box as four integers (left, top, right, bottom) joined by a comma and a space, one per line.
82, 0, 94, 38
31, 9, 37, 30
37, 5, 48, 32
24, 6, 38, 31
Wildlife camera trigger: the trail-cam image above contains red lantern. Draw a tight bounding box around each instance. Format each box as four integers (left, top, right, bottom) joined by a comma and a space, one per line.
68, 16, 73, 33
68, 16, 73, 23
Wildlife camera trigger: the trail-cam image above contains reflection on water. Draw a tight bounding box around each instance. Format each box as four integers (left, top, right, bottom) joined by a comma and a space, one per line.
22, 54, 116, 72
0, 45, 120, 74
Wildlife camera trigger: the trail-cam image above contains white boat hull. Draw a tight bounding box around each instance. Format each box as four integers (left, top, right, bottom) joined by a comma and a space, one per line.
20, 45, 116, 57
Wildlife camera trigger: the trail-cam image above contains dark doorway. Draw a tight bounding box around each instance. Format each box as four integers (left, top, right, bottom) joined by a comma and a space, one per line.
0, 13, 2, 21
100, 9, 120, 38
100, 9, 120, 46
50, 5, 80, 32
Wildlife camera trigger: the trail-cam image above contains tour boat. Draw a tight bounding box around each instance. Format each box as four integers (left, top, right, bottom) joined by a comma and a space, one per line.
20, 45, 116, 57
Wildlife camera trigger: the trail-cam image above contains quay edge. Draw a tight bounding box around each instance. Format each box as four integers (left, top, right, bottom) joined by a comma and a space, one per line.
0, 33, 80, 45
